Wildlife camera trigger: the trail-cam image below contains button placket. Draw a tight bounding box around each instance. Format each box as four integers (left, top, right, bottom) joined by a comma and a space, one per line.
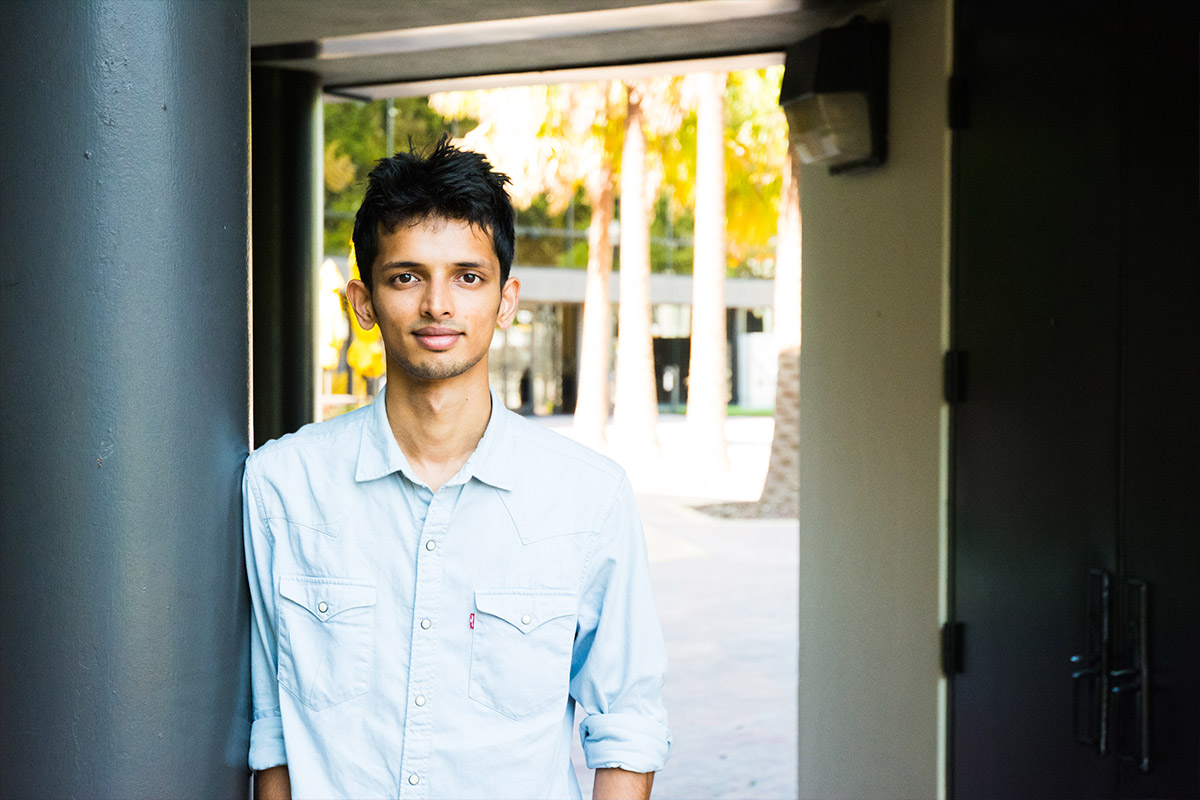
398, 484, 460, 797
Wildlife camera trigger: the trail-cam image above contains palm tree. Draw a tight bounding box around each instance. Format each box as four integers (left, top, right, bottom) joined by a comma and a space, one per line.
758, 142, 801, 515
686, 71, 730, 467
573, 156, 616, 445
611, 80, 660, 451
718, 65, 801, 516
568, 83, 625, 446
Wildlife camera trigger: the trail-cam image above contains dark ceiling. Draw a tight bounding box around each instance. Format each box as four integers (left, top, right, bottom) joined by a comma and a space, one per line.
249, 0, 866, 97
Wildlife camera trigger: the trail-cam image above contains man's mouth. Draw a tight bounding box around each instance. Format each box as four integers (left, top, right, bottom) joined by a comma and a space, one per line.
412, 326, 463, 350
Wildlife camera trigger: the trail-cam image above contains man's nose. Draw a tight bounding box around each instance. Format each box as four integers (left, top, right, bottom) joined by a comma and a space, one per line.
420, 277, 454, 318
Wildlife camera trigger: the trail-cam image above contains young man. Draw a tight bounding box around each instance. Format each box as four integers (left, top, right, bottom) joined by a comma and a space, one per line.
243, 139, 671, 799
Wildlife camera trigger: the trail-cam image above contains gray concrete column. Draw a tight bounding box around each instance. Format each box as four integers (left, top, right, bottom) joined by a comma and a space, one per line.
0, 1, 251, 797
251, 67, 322, 447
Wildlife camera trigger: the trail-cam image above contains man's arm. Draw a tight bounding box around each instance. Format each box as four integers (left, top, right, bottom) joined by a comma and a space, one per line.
254, 765, 291, 800
593, 767, 654, 800
243, 465, 290, 776
571, 475, 672, 781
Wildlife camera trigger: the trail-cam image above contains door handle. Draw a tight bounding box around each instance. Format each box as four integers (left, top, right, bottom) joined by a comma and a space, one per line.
1111, 579, 1150, 773
1071, 568, 1111, 755
1109, 667, 1139, 691
1070, 654, 1098, 680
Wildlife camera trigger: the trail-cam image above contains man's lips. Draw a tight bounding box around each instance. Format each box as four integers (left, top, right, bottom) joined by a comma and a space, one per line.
412, 326, 463, 350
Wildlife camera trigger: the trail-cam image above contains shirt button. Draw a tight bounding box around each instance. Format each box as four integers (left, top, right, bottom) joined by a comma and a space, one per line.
521, 614, 532, 625
317, 602, 328, 614
420, 618, 431, 630
408, 774, 419, 785
425, 540, 436, 551
414, 695, 426, 707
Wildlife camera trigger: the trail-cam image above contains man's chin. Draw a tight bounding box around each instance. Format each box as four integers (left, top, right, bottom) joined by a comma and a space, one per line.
394, 356, 482, 382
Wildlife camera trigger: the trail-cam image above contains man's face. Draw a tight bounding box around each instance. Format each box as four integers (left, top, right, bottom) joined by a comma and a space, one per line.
347, 216, 519, 384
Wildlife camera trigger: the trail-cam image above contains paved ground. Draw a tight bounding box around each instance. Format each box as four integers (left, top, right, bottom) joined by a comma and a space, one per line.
532, 414, 799, 799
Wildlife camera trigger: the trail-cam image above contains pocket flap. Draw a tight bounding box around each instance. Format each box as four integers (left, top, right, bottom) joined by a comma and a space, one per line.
474, 590, 577, 633
280, 576, 377, 621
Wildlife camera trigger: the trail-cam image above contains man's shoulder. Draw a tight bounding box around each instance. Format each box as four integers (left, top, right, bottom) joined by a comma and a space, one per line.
496, 410, 633, 527
246, 403, 368, 475
497, 411, 634, 535
504, 411, 625, 484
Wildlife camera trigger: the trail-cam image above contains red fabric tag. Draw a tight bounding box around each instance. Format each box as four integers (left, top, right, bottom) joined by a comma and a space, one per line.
469, 613, 475, 629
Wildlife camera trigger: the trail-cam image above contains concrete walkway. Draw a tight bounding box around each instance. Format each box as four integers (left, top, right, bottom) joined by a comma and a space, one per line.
532, 414, 799, 799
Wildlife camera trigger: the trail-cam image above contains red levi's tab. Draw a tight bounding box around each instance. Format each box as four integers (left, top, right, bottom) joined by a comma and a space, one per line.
470, 613, 475, 629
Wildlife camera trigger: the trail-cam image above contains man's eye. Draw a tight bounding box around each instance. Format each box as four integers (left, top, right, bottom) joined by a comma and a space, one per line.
461, 273, 481, 285
393, 273, 416, 284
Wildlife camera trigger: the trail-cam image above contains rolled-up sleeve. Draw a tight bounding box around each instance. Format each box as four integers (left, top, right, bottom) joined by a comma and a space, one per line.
570, 475, 672, 773
243, 463, 287, 771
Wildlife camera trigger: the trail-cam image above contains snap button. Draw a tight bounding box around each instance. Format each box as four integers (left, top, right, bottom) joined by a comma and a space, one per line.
425, 540, 436, 551
415, 695, 426, 707
420, 618, 431, 630
408, 774, 419, 785
317, 601, 328, 614
521, 614, 532, 625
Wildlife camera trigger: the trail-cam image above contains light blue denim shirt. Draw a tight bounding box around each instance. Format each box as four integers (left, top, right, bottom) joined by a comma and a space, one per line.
243, 387, 671, 798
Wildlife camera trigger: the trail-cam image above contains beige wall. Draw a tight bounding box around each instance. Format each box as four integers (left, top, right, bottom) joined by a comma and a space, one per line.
797, 1, 951, 797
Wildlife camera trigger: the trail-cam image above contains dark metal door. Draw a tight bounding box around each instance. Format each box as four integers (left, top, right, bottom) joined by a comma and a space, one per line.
949, 1, 1199, 798
1110, 8, 1200, 795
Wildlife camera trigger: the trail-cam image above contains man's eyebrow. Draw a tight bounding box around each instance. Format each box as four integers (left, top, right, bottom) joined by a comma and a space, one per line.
377, 260, 422, 271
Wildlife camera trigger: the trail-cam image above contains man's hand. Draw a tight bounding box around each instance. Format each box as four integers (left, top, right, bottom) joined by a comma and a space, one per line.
593, 767, 654, 800
254, 765, 291, 800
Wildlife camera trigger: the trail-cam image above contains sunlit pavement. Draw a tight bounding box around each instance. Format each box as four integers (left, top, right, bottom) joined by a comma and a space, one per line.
532, 414, 800, 800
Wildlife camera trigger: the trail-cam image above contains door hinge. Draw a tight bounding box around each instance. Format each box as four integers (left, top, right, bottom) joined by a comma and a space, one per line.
944, 350, 968, 403
948, 74, 968, 130
942, 621, 964, 676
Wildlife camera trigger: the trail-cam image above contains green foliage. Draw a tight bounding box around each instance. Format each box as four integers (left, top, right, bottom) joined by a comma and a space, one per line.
727, 405, 777, 417
632, 68, 789, 278
725, 66, 788, 278
561, 185, 594, 269
514, 195, 564, 267
645, 79, 696, 219
649, 195, 694, 275
513, 189, 608, 271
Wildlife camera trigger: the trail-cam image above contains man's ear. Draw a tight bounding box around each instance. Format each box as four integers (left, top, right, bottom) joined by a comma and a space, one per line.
345, 279, 377, 331
496, 277, 521, 330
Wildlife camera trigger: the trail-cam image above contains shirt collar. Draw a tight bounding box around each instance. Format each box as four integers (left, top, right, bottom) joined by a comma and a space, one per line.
354, 384, 514, 491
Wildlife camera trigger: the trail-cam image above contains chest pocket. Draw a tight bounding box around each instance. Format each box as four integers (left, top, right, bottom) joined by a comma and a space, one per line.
469, 589, 578, 720
277, 576, 377, 711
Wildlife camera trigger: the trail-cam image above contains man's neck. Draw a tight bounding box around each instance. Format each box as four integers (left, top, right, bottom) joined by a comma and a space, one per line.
383, 371, 493, 492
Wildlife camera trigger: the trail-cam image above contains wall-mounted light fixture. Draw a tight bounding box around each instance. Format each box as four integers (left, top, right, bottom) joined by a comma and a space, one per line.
778, 17, 889, 175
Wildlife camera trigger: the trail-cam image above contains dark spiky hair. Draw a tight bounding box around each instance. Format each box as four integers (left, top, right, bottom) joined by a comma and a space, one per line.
352, 136, 516, 288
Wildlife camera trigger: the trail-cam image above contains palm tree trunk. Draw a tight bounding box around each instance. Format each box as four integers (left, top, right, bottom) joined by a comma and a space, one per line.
759, 142, 802, 515
573, 161, 616, 445
612, 82, 660, 451
686, 71, 729, 468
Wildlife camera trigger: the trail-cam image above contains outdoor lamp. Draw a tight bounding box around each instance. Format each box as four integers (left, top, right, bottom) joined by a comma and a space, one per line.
779, 17, 889, 175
